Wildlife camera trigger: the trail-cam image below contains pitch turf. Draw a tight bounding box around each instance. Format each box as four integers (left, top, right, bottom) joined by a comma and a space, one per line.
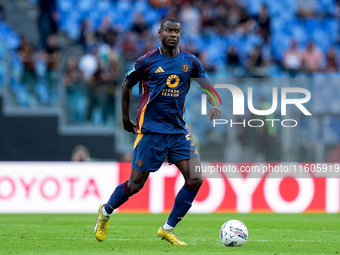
0, 213, 339, 255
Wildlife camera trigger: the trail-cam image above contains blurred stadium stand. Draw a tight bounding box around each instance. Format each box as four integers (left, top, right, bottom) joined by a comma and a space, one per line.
0, 0, 339, 162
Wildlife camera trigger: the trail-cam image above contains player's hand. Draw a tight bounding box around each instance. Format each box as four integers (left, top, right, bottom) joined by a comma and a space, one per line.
122, 119, 137, 134
207, 106, 222, 122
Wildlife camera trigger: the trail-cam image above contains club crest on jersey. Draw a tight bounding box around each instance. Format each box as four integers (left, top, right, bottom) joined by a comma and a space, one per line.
167, 74, 180, 88
136, 160, 143, 167
182, 64, 190, 72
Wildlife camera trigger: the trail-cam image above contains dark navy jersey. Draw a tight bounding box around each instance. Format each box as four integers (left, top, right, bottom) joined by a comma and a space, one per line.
125, 47, 208, 134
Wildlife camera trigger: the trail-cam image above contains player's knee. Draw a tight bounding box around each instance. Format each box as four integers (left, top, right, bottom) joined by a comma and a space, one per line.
194, 178, 203, 189
128, 180, 145, 195
186, 178, 203, 191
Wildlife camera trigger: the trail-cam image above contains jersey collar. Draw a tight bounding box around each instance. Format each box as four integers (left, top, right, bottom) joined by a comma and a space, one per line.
158, 47, 180, 56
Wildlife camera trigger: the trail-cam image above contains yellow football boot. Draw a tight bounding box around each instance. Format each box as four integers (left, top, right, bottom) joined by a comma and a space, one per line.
157, 226, 187, 245
94, 204, 110, 242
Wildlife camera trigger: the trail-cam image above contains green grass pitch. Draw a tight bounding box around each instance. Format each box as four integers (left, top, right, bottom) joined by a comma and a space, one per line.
0, 213, 339, 255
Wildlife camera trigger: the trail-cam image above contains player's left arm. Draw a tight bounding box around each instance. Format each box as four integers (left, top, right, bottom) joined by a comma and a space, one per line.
204, 87, 222, 122
194, 59, 222, 121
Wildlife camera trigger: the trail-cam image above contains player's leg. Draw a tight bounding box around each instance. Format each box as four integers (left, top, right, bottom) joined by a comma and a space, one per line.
157, 157, 202, 245
157, 134, 202, 245
94, 169, 149, 242
105, 168, 150, 213
166, 157, 202, 228
95, 133, 167, 242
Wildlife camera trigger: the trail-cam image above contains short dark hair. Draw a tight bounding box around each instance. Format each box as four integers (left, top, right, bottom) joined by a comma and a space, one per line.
160, 17, 180, 29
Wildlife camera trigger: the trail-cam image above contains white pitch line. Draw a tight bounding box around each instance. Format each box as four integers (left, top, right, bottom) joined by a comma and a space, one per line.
0, 224, 43, 227
251, 228, 339, 233
0, 236, 156, 241
248, 239, 320, 242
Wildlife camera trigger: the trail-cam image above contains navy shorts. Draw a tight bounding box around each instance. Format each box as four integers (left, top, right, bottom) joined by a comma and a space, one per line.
132, 133, 200, 172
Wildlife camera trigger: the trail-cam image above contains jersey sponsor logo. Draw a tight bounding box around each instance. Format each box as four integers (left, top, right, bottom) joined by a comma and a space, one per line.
182, 64, 190, 72
155, 66, 165, 73
166, 74, 180, 88
162, 88, 179, 97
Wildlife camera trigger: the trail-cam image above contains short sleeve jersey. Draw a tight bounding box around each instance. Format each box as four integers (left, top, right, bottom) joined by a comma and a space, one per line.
125, 47, 208, 134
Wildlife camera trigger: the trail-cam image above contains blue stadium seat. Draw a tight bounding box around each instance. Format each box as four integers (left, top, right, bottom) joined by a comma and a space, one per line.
0, 61, 5, 88
246, 0, 262, 15
36, 61, 46, 78
134, 0, 148, 13
143, 8, 160, 26
272, 32, 290, 60
78, 0, 93, 12
35, 80, 49, 104
11, 79, 29, 107
266, 0, 282, 17
291, 23, 307, 42
11, 54, 23, 80
317, 0, 335, 13
58, 0, 73, 13
324, 19, 338, 42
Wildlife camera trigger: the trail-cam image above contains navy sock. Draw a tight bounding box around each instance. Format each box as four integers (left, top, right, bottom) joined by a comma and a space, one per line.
104, 181, 130, 214
167, 184, 199, 228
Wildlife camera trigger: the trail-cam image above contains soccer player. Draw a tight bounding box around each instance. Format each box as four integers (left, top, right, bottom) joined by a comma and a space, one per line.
94, 17, 221, 245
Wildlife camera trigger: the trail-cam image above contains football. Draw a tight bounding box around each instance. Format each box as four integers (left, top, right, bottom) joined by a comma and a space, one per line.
220, 219, 248, 247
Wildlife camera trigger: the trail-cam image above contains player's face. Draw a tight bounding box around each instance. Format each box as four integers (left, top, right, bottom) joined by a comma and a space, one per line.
159, 21, 181, 49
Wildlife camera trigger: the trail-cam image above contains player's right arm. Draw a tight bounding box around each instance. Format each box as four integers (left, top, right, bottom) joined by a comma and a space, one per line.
122, 55, 147, 134
121, 52, 150, 134
121, 78, 137, 134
